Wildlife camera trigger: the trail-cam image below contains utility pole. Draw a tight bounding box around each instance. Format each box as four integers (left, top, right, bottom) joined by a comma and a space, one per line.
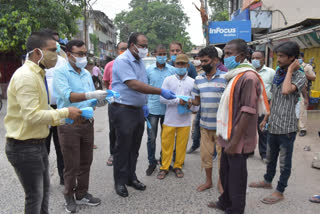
205, 0, 209, 46
84, 0, 88, 47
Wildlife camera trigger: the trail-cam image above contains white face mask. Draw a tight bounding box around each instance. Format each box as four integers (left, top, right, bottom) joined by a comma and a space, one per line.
71, 54, 87, 69
26, 48, 43, 65
193, 59, 201, 66
134, 44, 148, 59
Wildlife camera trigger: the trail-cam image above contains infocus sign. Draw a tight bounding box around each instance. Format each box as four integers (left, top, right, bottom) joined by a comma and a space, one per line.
209, 21, 252, 44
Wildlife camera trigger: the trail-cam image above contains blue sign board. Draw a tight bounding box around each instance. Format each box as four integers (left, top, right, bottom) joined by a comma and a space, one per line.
209, 21, 252, 44
231, 9, 250, 21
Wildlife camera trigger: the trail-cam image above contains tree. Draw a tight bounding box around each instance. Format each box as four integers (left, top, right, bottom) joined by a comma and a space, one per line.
0, 0, 83, 55
114, 0, 193, 53
208, 0, 229, 21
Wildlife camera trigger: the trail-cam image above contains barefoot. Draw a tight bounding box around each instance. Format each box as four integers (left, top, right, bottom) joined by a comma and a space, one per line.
197, 183, 213, 192
217, 182, 224, 194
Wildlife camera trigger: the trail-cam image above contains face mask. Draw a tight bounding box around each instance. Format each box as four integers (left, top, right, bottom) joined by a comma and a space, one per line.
175, 67, 187, 76
171, 55, 177, 62
252, 59, 261, 69
56, 42, 61, 53
299, 59, 303, 64
40, 50, 58, 69
202, 60, 214, 74
134, 44, 148, 59
224, 55, 240, 70
193, 60, 201, 66
119, 50, 125, 55
156, 56, 167, 65
71, 54, 88, 69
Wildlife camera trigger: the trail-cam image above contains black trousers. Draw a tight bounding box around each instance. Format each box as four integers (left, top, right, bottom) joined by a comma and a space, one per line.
257, 115, 268, 159
109, 104, 145, 185
218, 149, 249, 214
45, 104, 64, 181
108, 105, 116, 155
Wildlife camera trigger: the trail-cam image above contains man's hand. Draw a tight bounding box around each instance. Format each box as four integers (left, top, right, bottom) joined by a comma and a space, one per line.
224, 142, 237, 155
288, 59, 301, 73
304, 97, 309, 107
142, 105, 149, 118
85, 90, 108, 100
96, 99, 108, 107
67, 107, 82, 120
179, 99, 187, 105
160, 88, 176, 100
259, 120, 267, 132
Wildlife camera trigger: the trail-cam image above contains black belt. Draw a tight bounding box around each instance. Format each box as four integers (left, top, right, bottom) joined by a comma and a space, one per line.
7, 137, 46, 144
112, 102, 141, 109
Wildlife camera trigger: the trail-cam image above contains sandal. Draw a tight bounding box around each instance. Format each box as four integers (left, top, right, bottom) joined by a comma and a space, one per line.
173, 168, 184, 178
249, 181, 272, 189
309, 195, 320, 203
106, 155, 113, 166
261, 195, 284, 204
157, 170, 168, 180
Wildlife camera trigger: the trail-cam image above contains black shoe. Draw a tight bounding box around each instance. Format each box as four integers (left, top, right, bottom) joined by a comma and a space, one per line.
187, 147, 198, 154
64, 195, 77, 213
115, 184, 128, 197
146, 164, 157, 176
76, 193, 101, 206
299, 130, 307, 137
127, 180, 146, 191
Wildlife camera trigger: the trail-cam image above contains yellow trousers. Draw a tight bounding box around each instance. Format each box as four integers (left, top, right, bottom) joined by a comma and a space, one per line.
160, 125, 190, 171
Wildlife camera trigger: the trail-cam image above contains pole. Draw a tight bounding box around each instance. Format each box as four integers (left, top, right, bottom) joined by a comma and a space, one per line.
84, 0, 88, 47
205, 0, 209, 46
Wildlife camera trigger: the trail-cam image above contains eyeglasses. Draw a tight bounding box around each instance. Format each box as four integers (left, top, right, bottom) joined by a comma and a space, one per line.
136, 44, 148, 49
71, 52, 88, 57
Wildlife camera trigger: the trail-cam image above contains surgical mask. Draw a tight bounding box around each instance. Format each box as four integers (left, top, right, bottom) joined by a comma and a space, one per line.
175, 67, 187, 76
193, 60, 201, 66
156, 56, 167, 64
299, 59, 303, 64
134, 44, 148, 59
252, 59, 261, 69
171, 55, 177, 62
202, 61, 214, 74
71, 54, 88, 69
224, 55, 240, 70
56, 42, 61, 53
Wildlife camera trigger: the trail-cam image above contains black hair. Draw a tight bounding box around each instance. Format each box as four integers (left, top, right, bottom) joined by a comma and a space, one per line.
116, 41, 126, 49
226, 39, 249, 56
300, 52, 304, 58
169, 41, 183, 50
154, 44, 166, 53
274, 41, 300, 58
127, 32, 145, 47
26, 31, 55, 52
198, 45, 218, 59
253, 50, 265, 58
39, 29, 59, 42
66, 40, 85, 53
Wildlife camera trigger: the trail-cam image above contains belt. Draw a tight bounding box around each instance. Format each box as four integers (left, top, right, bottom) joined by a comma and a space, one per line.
112, 102, 141, 109
7, 137, 46, 144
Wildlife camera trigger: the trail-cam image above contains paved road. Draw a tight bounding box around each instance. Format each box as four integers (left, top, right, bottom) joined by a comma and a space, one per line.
0, 99, 319, 214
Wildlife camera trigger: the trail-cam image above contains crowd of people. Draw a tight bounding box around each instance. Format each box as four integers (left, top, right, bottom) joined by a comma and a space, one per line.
3, 28, 318, 214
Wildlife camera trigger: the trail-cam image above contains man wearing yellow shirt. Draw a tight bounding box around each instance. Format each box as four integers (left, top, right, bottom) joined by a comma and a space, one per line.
4, 31, 82, 214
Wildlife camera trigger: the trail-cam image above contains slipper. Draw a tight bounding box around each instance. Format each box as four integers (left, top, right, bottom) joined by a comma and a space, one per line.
309, 195, 320, 203
106, 155, 113, 166
157, 170, 168, 180
249, 181, 272, 189
173, 168, 184, 178
261, 195, 284, 204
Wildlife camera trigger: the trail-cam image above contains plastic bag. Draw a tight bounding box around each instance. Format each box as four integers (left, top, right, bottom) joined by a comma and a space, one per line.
176, 95, 192, 115
66, 107, 94, 124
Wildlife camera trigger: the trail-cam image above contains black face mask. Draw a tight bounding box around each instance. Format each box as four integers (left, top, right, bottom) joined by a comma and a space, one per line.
202, 61, 213, 74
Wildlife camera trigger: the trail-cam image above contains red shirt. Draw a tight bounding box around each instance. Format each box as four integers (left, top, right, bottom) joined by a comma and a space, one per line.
218, 72, 261, 154
103, 60, 114, 89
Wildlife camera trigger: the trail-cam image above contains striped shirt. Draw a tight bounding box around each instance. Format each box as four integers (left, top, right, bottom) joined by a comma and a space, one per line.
268, 70, 306, 134
192, 69, 227, 130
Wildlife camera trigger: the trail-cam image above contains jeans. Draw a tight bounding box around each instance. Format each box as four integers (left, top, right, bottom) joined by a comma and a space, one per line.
264, 132, 296, 193
6, 140, 50, 214
147, 114, 164, 166
191, 111, 201, 149
257, 115, 268, 159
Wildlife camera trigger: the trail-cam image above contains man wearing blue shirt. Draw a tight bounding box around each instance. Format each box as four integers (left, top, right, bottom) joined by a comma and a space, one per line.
53, 40, 108, 213
110, 32, 176, 197
168, 41, 197, 79
146, 45, 174, 176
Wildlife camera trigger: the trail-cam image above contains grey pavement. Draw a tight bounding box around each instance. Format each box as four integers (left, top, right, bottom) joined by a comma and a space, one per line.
0, 99, 319, 214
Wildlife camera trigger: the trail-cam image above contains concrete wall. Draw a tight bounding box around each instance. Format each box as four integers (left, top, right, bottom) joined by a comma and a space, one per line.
261, 0, 320, 30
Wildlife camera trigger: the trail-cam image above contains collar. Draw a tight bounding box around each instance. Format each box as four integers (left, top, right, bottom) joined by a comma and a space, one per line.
175, 73, 188, 80
258, 65, 267, 72
25, 60, 45, 77
201, 68, 223, 78
153, 63, 169, 70
125, 49, 140, 62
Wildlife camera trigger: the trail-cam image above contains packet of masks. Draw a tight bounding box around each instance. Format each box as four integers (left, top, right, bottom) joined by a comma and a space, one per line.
66, 107, 94, 124
176, 95, 192, 115
89, 90, 121, 107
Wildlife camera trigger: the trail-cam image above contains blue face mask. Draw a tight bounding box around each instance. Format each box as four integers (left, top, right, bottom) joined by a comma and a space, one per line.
251, 59, 261, 69
224, 55, 240, 70
299, 59, 303, 64
56, 42, 61, 53
171, 55, 177, 62
175, 67, 187, 76
156, 55, 167, 65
